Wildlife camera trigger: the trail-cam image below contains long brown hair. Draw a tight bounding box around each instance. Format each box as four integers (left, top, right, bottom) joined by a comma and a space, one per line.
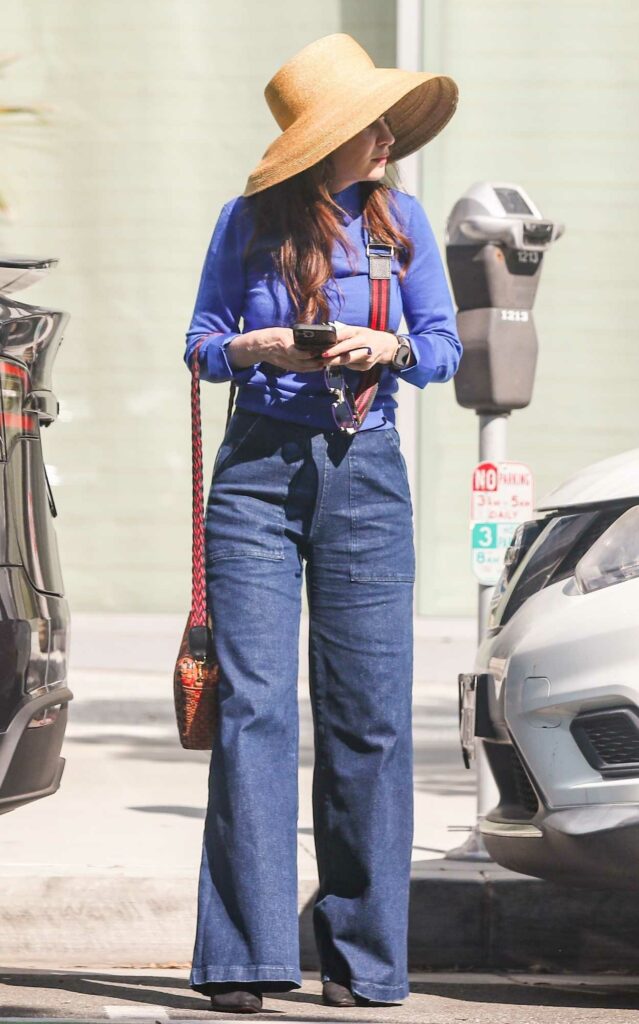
244, 158, 414, 324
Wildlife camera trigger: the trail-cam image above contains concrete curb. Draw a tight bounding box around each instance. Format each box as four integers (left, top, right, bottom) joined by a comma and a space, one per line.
2, 860, 639, 972
407, 859, 639, 972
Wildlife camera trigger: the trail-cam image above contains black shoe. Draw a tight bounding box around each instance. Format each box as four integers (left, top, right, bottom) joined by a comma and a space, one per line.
209, 986, 263, 1014
322, 980, 357, 1007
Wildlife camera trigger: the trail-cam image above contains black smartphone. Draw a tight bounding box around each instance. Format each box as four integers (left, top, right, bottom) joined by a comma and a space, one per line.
293, 322, 337, 353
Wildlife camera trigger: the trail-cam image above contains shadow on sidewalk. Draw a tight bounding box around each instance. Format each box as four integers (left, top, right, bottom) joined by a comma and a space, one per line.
411, 976, 639, 1010
1, 969, 639, 1018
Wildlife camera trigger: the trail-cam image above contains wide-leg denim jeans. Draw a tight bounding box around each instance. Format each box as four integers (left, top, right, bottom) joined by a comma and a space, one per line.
190, 409, 415, 1003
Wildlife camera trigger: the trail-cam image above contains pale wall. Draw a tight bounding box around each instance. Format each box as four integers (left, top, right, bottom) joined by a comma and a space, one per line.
2, 1, 637, 618
0, 0, 395, 612
414, 0, 639, 615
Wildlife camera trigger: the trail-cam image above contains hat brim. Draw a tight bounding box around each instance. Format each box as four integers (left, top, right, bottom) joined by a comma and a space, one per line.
243, 68, 458, 197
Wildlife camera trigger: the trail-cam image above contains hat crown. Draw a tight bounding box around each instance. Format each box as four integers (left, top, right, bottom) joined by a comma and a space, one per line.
265, 34, 374, 130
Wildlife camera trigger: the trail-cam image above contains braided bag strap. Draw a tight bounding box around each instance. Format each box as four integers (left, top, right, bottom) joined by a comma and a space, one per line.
189, 340, 236, 651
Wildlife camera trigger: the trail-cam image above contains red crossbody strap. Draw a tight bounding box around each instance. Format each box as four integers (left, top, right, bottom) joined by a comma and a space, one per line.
369, 275, 390, 331
189, 340, 236, 630
354, 240, 392, 423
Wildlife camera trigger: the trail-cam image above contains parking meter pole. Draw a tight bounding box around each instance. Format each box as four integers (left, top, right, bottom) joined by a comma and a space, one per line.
476, 413, 507, 820
477, 412, 508, 648
446, 412, 506, 861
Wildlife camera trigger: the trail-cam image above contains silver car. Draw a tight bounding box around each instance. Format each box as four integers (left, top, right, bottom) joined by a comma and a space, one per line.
462, 448, 639, 888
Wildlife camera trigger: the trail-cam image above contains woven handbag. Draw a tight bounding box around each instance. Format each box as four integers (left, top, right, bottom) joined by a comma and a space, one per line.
173, 340, 236, 750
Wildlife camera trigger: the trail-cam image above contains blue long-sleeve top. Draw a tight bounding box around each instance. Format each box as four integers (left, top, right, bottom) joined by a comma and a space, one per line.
184, 182, 462, 431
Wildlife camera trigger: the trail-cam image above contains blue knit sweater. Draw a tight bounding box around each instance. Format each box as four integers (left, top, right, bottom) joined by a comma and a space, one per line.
184, 182, 462, 431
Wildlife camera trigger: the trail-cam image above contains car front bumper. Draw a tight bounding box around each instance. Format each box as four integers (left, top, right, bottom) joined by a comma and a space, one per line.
466, 574, 639, 886
480, 803, 639, 888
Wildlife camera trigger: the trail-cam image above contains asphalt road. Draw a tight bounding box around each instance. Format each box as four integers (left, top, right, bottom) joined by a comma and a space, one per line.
1, 969, 639, 1023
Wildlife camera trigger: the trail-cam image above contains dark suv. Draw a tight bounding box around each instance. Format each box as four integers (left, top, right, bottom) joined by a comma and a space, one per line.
0, 255, 71, 814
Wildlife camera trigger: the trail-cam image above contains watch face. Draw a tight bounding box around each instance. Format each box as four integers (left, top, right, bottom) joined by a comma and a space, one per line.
394, 337, 412, 368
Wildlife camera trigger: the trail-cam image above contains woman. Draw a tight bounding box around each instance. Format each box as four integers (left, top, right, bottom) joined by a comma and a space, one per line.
184, 33, 461, 1015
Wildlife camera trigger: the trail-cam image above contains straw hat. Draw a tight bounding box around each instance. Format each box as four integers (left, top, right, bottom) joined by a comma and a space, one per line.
243, 33, 458, 197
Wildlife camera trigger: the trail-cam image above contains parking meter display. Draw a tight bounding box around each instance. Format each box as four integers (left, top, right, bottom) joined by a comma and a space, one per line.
494, 186, 533, 215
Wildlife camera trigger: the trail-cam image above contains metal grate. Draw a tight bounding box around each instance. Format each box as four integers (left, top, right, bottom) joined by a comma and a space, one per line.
572, 708, 639, 775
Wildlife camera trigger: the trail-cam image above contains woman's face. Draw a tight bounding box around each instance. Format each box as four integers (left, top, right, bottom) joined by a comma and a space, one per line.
328, 115, 396, 192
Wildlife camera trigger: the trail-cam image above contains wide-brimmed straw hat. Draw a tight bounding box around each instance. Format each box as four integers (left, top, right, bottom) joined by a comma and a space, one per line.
243, 33, 458, 197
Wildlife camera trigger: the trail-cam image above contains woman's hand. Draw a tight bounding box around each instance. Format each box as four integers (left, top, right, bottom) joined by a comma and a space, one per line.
227, 328, 326, 374
321, 325, 400, 370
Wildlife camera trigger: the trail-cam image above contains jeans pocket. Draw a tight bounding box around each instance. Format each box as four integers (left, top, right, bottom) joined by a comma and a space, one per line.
207, 413, 286, 564
349, 428, 416, 583
207, 514, 285, 563
385, 427, 411, 485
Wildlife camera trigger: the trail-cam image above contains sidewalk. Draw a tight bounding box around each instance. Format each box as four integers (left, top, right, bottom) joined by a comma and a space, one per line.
0, 613, 478, 968
2, 967, 639, 1023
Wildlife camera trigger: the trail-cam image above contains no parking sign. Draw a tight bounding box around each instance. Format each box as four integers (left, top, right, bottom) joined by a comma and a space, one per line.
470, 461, 534, 585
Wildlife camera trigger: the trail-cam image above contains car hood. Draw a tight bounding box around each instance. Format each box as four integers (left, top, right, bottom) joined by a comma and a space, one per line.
537, 448, 639, 511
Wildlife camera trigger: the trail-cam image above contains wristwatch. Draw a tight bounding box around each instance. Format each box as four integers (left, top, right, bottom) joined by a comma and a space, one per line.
390, 334, 413, 371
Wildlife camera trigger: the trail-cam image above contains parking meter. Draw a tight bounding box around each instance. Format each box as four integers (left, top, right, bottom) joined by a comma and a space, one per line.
446, 182, 564, 413
444, 184, 564, 863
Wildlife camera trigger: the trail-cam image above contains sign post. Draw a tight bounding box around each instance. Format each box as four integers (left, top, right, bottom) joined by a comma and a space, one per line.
447, 416, 536, 859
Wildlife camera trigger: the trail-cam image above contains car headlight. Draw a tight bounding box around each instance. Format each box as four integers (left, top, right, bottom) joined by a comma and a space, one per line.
488, 519, 543, 627
575, 504, 639, 594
